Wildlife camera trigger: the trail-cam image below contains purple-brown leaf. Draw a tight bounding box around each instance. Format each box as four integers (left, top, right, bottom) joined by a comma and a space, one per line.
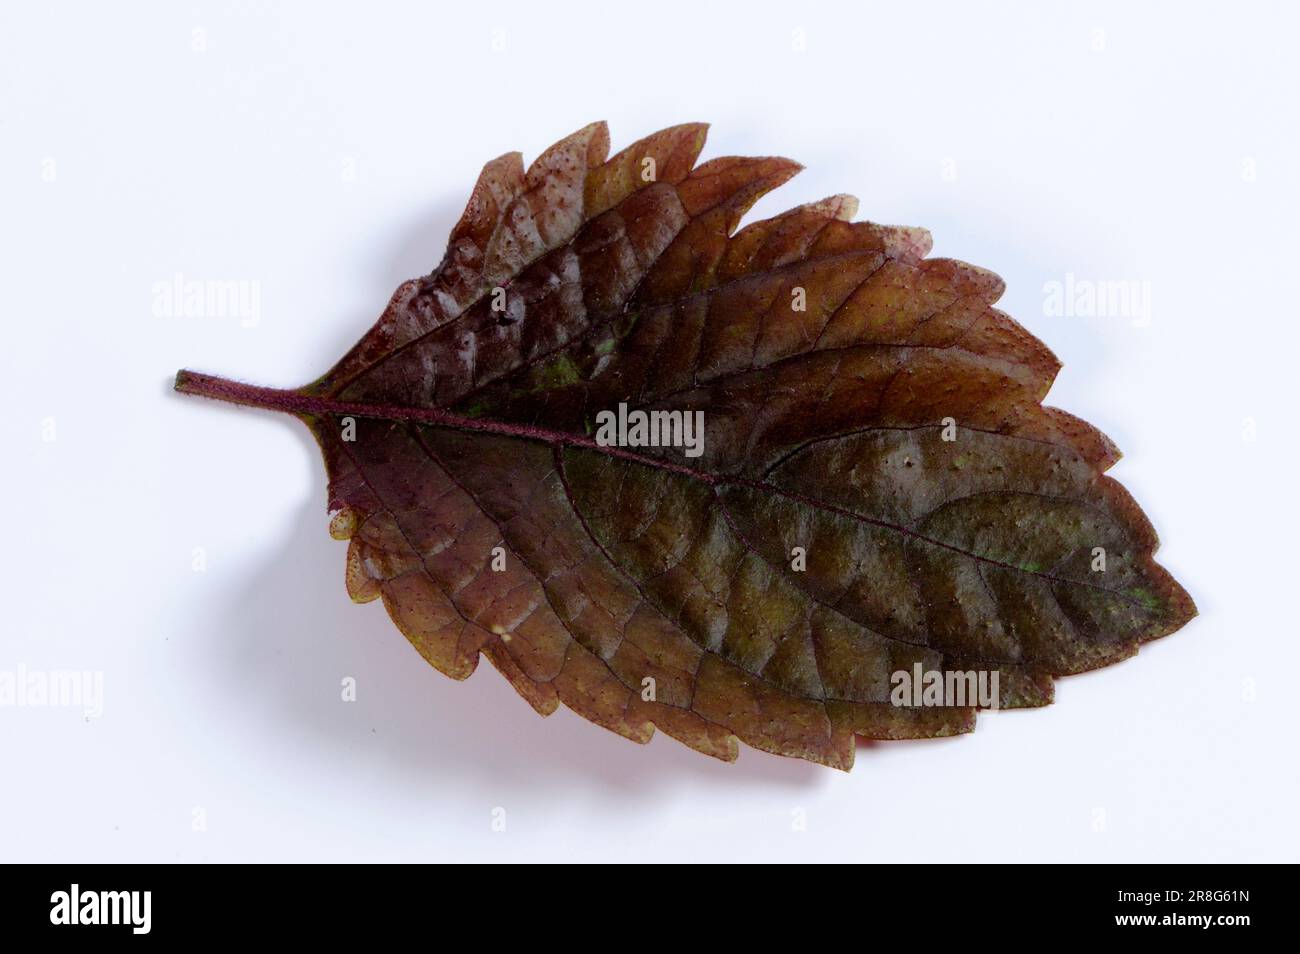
176, 122, 1195, 769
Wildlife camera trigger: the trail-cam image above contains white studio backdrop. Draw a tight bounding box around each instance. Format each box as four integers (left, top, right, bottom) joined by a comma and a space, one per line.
2, 0, 1296, 862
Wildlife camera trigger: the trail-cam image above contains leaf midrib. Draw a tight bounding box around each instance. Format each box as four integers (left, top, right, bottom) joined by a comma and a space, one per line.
173, 370, 1153, 611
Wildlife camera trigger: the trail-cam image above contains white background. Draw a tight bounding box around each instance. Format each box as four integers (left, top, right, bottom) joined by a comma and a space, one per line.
3, 0, 1297, 863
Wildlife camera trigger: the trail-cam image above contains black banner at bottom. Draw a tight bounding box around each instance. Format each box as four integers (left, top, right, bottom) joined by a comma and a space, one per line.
3, 864, 1277, 940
